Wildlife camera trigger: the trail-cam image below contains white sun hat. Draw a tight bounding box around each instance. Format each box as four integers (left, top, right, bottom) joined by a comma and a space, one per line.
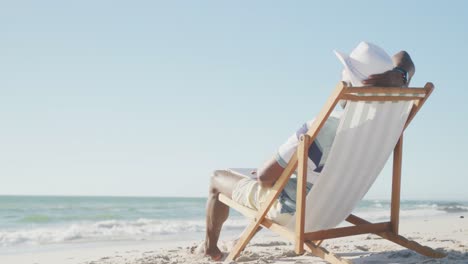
334, 41, 394, 86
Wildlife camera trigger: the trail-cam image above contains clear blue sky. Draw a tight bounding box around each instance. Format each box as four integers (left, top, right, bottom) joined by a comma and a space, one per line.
1, 1, 467, 200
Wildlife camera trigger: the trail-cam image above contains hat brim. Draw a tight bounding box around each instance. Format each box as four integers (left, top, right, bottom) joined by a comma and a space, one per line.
334, 50, 366, 85
334, 50, 350, 70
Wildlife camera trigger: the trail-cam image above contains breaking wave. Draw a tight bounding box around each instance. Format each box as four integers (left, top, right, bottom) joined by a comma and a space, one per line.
0, 218, 248, 247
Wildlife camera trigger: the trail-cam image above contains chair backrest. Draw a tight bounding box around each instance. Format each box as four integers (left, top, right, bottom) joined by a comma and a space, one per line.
288, 95, 415, 232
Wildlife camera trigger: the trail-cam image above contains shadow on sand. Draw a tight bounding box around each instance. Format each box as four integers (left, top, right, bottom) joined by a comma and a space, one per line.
339, 248, 467, 264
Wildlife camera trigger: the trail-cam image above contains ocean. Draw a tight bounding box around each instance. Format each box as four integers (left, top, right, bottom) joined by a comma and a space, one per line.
0, 196, 466, 254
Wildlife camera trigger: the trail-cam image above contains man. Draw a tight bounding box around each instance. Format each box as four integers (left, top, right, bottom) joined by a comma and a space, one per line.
204, 42, 415, 261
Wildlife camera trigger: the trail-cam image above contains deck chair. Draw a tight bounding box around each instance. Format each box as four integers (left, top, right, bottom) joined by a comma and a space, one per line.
218, 82, 446, 263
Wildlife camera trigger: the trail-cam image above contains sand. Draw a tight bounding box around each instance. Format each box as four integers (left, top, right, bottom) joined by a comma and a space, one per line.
1, 214, 466, 264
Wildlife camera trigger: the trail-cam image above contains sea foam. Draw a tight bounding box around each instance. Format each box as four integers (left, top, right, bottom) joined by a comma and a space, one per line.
0, 218, 248, 247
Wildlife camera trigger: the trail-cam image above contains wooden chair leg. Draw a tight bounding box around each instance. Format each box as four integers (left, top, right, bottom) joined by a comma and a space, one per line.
224, 223, 261, 262
347, 214, 446, 259
381, 232, 447, 258
304, 241, 353, 264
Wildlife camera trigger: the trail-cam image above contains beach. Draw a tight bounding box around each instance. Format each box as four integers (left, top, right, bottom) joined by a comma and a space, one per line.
0, 196, 467, 263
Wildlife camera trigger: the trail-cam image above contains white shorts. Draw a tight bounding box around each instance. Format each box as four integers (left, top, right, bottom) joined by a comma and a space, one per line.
231, 178, 292, 226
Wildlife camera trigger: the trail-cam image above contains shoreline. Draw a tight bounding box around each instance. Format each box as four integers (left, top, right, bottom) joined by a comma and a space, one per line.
1, 213, 466, 264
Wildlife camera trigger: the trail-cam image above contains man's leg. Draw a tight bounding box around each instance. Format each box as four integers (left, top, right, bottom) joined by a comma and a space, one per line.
205, 170, 243, 260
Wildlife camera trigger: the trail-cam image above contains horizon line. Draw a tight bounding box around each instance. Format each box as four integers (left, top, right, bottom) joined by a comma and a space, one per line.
0, 194, 467, 202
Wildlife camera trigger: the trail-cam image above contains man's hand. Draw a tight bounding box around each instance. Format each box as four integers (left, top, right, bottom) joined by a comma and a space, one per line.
362, 50, 415, 87
362, 70, 406, 87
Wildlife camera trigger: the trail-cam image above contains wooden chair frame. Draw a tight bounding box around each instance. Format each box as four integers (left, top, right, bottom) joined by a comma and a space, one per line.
218, 82, 446, 263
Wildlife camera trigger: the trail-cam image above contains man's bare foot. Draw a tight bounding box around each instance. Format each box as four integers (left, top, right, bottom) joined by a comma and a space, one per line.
190, 241, 224, 261
205, 245, 223, 261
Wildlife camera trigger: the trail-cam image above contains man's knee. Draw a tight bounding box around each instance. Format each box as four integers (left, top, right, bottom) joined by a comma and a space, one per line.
209, 170, 228, 194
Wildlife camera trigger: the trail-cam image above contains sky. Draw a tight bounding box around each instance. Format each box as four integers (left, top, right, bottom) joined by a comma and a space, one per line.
0, 1, 467, 200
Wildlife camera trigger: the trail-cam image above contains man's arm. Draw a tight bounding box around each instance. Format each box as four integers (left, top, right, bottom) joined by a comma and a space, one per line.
256, 157, 285, 188
392, 50, 415, 80
363, 50, 415, 87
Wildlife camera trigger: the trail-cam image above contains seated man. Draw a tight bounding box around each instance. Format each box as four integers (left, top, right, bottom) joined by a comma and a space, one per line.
204, 42, 415, 261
